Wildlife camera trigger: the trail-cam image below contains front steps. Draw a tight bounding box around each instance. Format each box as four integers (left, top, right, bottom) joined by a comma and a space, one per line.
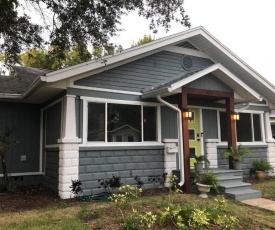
210, 169, 262, 201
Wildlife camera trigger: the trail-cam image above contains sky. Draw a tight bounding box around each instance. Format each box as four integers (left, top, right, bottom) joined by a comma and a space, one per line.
110, 0, 275, 85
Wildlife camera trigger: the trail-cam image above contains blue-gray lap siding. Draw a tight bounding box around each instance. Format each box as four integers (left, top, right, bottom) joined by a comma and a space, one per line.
217, 146, 268, 176
74, 51, 214, 92
42, 149, 59, 192
0, 102, 40, 174
79, 147, 165, 195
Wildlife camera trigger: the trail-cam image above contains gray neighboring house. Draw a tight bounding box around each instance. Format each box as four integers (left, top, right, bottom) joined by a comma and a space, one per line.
1, 27, 275, 199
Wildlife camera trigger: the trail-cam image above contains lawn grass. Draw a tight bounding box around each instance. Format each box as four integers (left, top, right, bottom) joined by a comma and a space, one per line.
251, 176, 275, 200
0, 191, 275, 230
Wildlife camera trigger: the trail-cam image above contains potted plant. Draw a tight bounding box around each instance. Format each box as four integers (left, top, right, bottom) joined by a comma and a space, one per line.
221, 145, 251, 170
195, 170, 218, 198
252, 159, 273, 179
194, 155, 210, 173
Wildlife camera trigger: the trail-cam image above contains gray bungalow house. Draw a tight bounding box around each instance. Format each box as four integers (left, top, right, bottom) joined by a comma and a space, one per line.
1, 27, 275, 199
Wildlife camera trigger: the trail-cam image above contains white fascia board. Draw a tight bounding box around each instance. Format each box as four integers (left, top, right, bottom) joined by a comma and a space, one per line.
170, 64, 220, 91
44, 27, 204, 83
200, 29, 275, 94
170, 63, 261, 101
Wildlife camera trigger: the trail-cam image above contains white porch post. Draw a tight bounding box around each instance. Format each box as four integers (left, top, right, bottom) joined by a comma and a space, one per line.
264, 112, 275, 173
58, 95, 81, 199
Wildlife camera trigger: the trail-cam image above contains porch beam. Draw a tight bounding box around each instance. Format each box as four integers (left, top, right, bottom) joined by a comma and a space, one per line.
179, 88, 191, 193
226, 93, 237, 169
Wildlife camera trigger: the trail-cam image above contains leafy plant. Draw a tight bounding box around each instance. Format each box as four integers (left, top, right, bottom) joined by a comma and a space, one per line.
98, 174, 123, 192
134, 175, 144, 188
139, 211, 157, 228
194, 155, 210, 164
221, 145, 251, 162
123, 212, 139, 230
167, 174, 182, 203
196, 170, 218, 190
70, 180, 83, 197
0, 127, 19, 192
252, 159, 273, 172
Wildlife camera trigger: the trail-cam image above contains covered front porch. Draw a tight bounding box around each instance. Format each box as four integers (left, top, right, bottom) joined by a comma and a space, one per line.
142, 63, 262, 193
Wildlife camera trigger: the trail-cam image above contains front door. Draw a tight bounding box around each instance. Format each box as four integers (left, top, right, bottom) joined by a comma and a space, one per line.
188, 108, 202, 167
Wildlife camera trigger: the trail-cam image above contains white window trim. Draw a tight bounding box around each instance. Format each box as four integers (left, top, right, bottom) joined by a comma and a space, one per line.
217, 109, 266, 145
40, 97, 64, 174
81, 97, 162, 147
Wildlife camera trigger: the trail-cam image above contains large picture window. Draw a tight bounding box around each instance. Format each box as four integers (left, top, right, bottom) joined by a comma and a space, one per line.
219, 112, 262, 142
87, 102, 157, 143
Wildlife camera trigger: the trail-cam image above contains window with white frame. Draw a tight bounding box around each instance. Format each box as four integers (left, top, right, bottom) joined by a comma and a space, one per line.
87, 102, 157, 142
219, 112, 263, 142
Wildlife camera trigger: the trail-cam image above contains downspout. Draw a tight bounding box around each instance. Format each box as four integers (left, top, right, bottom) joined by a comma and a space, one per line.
235, 102, 250, 113
157, 95, 185, 186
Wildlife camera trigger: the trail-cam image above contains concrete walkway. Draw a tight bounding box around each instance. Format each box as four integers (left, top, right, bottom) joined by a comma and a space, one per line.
242, 198, 275, 211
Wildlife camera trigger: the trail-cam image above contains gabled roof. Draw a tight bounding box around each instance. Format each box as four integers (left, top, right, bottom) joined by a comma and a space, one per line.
142, 64, 262, 103
43, 26, 275, 108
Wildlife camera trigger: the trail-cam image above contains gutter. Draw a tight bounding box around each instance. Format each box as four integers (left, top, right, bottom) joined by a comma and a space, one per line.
156, 95, 185, 186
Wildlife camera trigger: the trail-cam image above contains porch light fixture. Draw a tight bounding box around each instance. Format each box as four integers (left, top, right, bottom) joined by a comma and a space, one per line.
231, 112, 240, 121
183, 108, 192, 119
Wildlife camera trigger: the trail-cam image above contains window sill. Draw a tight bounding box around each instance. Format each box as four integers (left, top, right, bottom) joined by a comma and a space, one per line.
79, 142, 165, 151
217, 142, 268, 148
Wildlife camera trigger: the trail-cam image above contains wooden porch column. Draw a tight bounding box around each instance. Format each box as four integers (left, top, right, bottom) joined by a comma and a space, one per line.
226, 93, 237, 169
179, 88, 191, 192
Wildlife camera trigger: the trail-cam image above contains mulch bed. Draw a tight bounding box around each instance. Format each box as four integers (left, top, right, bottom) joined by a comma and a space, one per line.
0, 185, 170, 213
0, 185, 75, 212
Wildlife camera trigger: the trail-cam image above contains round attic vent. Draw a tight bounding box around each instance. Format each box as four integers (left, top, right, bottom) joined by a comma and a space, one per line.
181, 55, 193, 70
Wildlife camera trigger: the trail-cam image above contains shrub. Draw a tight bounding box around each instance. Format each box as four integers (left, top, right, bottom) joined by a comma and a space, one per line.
252, 159, 273, 172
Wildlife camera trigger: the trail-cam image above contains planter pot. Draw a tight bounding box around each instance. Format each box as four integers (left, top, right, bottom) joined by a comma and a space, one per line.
194, 162, 204, 173
196, 183, 212, 198
256, 171, 266, 180
233, 161, 242, 170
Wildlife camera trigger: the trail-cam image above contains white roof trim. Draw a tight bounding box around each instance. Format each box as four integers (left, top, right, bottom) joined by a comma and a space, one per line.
143, 63, 261, 102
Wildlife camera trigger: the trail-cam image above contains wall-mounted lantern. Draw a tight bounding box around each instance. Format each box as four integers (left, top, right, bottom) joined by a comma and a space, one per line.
183, 108, 192, 119
231, 111, 240, 121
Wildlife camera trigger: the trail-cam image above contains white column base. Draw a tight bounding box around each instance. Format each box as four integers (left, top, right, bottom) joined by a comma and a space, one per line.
163, 139, 178, 187
58, 142, 80, 199
205, 139, 219, 168
266, 140, 275, 176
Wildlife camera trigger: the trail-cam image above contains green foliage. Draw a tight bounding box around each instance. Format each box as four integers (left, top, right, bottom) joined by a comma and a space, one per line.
70, 180, 83, 197
110, 185, 142, 204
19, 46, 92, 70
252, 159, 273, 172
1, 0, 191, 65
195, 170, 218, 190
139, 211, 157, 228
194, 155, 210, 164
134, 175, 144, 188
123, 212, 139, 230
132, 34, 155, 47
166, 174, 182, 203
159, 196, 238, 229
99, 174, 123, 193
0, 127, 19, 191
222, 145, 251, 162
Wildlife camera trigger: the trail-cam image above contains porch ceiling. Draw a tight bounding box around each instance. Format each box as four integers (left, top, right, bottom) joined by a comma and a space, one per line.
141, 63, 262, 104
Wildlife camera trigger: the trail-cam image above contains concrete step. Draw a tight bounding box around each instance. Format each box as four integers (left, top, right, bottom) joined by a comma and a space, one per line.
217, 175, 243, 184
225, 189, 262, 201
218, 182, 252, 193
210, 169, 244, 177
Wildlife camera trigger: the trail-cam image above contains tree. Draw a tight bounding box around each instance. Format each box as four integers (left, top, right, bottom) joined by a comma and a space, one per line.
19, 45, 92, 70
132, 34, 155, 47
0, 0, 190, 65
0, 128, 19, 191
